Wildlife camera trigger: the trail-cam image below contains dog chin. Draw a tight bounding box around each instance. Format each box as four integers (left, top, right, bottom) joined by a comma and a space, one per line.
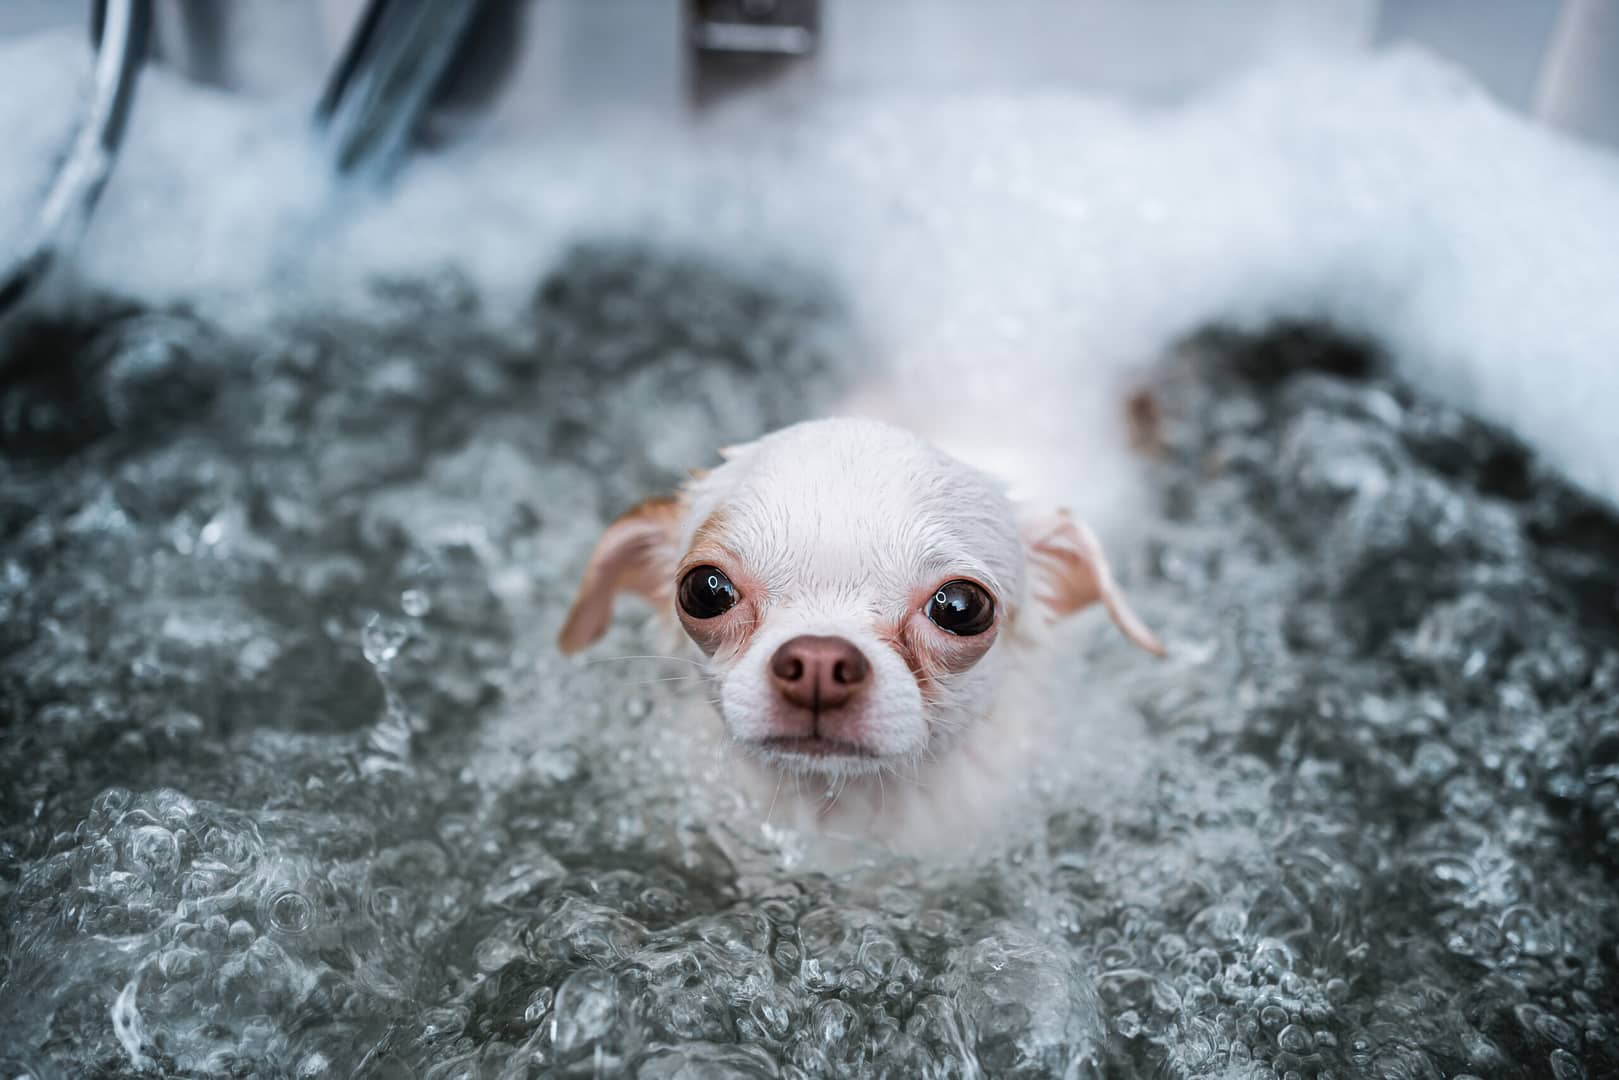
739, 736, 893, 778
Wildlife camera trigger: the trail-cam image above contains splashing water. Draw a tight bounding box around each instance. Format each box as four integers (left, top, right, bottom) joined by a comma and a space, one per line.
1, 248, 1616, 1079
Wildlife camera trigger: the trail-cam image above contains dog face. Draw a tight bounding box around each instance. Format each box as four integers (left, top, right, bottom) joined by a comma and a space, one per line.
558, 418, 1161, 780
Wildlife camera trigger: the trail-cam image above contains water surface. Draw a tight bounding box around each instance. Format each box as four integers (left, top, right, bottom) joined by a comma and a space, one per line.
1, 249, 1616, 1078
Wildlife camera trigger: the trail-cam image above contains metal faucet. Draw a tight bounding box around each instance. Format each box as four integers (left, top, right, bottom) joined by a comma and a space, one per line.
0, 0, 150, 323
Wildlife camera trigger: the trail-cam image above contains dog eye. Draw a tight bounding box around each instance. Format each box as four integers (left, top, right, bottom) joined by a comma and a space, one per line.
925, 580, 995, 636
678, 566, 739, 619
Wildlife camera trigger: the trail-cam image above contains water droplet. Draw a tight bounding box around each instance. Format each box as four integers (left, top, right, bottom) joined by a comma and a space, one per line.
362, 614, 410, 668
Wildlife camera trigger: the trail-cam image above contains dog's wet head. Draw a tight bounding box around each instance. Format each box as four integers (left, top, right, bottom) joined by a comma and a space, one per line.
559, 418, 1161, 778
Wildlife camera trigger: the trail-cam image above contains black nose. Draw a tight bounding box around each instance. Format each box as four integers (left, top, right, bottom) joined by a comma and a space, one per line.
768, 635, 871, 710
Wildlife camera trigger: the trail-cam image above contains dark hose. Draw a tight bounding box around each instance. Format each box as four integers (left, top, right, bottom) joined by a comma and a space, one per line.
315, 0, 485, 179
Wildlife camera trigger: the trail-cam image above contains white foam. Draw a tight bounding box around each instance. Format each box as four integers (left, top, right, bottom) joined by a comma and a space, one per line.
4, 29, 1618, 506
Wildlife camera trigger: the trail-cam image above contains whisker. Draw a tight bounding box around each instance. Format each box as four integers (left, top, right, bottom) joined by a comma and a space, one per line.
618, 673, 704, 688
902, 758, 931, 792
818, 773, 852, 819
584, 654, 705, 669
765, 771, 785, 825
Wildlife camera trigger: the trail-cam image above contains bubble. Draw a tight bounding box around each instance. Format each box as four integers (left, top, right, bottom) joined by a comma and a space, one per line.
552, 969, 619, 1062
772, 942, 801, 974
807, 999, 863, 1061
1501, 906, 1555, 956
92, 788, 134, 820
637, 1043, 781, 1080
370, 885, 413, 924
362, 615, 410, 668
749, 987, 794, 1042
264, 889, 316, 935
481, 850, 566, 907
1535, 1013, 1579, 1048
474, 933, 525, 973
158, 944, 204, 980
200, 823, 259, 872
151, 788, 200, 826
123, 825, 181, 879
401, 589, 432, 618
420, 1006, 468, 1039
1549, 1049, 1587, 1080
523, 987, 555, 1026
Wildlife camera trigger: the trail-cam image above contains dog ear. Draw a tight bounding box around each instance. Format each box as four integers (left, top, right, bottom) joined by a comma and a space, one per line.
1024, 510, 1164, 656
558, 496, 681, 655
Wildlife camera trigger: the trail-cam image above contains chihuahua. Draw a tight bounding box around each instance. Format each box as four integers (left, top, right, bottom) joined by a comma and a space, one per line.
558, 417, 1162, 853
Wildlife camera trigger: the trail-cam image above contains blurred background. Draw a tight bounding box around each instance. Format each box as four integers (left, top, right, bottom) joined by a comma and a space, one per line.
3, 0, 1618, 137
4, 1, 1618, 174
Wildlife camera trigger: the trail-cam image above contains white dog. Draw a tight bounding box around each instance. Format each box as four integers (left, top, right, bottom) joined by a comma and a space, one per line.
558, 417, 1162, 853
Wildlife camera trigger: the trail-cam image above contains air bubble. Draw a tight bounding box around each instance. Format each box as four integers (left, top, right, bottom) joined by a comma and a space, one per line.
264, 890, 315, 935
750, 987, 794, 1041
123, 825, 180, 879
362, 615, 410, 668
1549, 1049, 1587, 1080
552, 969, 619, 1061
474, 933, 525, 973
523, 987, 555, 1026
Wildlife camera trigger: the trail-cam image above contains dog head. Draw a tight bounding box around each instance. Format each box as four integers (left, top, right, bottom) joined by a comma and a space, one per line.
558, 418, 1161, 779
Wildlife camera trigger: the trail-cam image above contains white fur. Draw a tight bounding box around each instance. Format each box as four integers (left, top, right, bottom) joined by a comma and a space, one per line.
560, 414, 1155, 858
672, 418, 1051, 856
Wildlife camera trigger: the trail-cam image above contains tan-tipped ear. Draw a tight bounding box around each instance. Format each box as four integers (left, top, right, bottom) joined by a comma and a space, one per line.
558, 496, 681, 655
1025, 510, 1165, 657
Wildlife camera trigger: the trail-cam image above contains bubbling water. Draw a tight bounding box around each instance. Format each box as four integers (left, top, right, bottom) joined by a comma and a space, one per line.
1, 247, 1616, 1078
